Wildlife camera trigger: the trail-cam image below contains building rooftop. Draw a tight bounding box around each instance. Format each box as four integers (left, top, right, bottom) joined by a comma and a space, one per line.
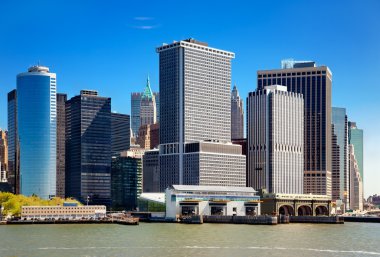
28, 65, 50, 73
139, 193, 165, 204
171, 185, 257, 193
142, 76, 154, 99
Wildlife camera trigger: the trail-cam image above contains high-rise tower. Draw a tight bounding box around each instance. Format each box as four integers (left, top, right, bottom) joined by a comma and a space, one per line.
56, 93, 67, 198
140, 76, 157, 126
231, 85, 244, 140
17, 66, 57, 199
7, 89, 18, 193
257, 60, 332, 196
156, 39, 246, 191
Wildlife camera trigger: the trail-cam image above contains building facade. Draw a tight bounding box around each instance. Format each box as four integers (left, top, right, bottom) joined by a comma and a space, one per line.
111, 151, 142, 210
17, 66, 57, 199
331, 107, 349, 207
231, 85, 244, 140
142, 149, 160, 192
56, 93, 67, 198
348, 122, 363, 182
111, 112, 131, 155
140, 76, 157, 127
7, 89, 19, 193
0, 129, 7, 172
137, 123, 159, 150
257, 61, 332, 196
349, 145, 363, 211
157, 39, 246, 191
66, 90, 111, 205
247, 85, 304, 194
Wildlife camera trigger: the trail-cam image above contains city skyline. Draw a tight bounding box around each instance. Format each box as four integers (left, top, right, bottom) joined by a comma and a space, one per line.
0, 1, 379, 196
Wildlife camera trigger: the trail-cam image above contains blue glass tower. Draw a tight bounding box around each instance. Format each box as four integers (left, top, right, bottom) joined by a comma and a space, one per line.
17, 66, 57, 199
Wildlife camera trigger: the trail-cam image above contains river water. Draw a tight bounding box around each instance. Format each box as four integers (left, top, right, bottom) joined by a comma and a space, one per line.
0, 222, 379, 257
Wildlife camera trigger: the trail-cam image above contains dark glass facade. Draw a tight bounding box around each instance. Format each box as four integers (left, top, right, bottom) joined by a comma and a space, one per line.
111, 113, 130, 156
66, 91, 111, 205
111, 155, 142, 210
7, 89, 19, 194
56, 93, 67, 198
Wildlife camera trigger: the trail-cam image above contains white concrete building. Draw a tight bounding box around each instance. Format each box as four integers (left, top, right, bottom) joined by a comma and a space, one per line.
165, 185, 260, 220
247, 85, 304, 194
21, 205, 107, 220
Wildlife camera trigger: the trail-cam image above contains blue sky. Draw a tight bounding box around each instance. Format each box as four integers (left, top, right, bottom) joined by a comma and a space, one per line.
0, 0, 379, 196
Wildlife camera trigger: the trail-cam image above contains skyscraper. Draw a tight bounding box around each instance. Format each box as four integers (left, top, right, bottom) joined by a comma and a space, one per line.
0, 129, 8, 172
111, 150, 142, 210
247, 85, 304, 194
349, 144, 363, 211
331, 107, 349, 207
131, 77, 159, 138
156, 38, 246, 191
56, 93, 67, 198
111, 113, 131, 155
348, 122, 363, 181
257, 60, 332, 196
66, 90, 111, 205
7, 89, 19, 193
137, 123, 159, 150
142, 149, 160, 192
17, 66, 57, 199
231, 85, 244, 140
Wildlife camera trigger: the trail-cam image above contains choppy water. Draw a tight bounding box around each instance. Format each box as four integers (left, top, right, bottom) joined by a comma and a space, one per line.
0, 222, 379, 257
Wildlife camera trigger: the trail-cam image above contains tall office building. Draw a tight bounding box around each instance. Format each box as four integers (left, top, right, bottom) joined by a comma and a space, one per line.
349, 144, 363, 211
56, 93, 67, 198
247, 85, 304, 194
66, 90, 111, 205
348, 122, 363, 181
156, 38, 246, 191
111, 150, 142, 210
231, 84, 244, 140
142, 149, 160, 192
7, 89, 19, 193
17, 66, 57, 199
331, 125, 340, 201
0, 129, 7, 172
111, 113, 131, 155
131, 77, 159, 138
257, 60, 332, 196
331, 107, 349, 207
137, 123, 159, 150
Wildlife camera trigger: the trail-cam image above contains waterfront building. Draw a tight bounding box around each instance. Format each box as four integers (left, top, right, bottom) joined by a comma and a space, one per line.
111, 113, 131, 155
7, 89, 19, 194
17, 66, 57, 199
257, 60, 332, 196
348, 122, 364, 183
349, 144, 363, 211
231, 84, 244, 140
131, 77, 159, 138
260, 192, 331, 216
21, 204, 106, 220
111, 150, 142, 210
56, 93, 67, 198
331, 107, 349, 208
0, 129, 7, 172
138, 193, 165, 212
142, 149, 160, 192
66, 90, 111, 205
156, 39, 246, 190
247, 85, 304, 194
137, 123, 159, 150
165, 185, 261, 220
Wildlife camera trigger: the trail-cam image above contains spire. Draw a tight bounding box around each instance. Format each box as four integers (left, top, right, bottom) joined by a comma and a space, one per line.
232, 83, 239, 99
142, 75, 153, 99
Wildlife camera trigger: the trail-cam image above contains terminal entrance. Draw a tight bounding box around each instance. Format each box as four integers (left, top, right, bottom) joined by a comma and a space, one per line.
298, 205, 312, 216
315, 206, 329, 216
245, 203, 259, 216
209, 203, 227, 215
180, 203, 199, 216
279, 205, 294, 216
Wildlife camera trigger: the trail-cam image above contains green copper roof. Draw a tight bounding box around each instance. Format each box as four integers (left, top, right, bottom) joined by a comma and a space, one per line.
142, 76, 154, 99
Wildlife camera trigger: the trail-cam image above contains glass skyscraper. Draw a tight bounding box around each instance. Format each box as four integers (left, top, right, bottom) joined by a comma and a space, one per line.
7, 89, 19, 194
17, 66, 57, 199
65, 90, 111, 205
348, 122, 364, 181
331, 107, 349, 207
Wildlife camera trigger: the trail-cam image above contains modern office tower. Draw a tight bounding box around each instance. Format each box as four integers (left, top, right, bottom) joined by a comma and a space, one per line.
56, 93, 67, 198
257, 60, 332, 196
111, 150, 142, 210
17, 66, 57, 199
231, 84, 244, 140
0, 129, 7, 172
111, 113, 131, 155
331, 125, 340, 201
131, 77, 159, 138
331, 107, 349, 207
142, 149, 160, 192
66, 90, 111, 205
247, 85, 304, 194
137, 123, 159, 150
156, 38, 246, 191
349, 145, 363, 211
7, 89, 19, 193
140, 76, 157, 126
348, 122, 364, 181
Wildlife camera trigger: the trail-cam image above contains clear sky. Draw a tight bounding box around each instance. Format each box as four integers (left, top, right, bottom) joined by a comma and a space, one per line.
0, 0, 379, 197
